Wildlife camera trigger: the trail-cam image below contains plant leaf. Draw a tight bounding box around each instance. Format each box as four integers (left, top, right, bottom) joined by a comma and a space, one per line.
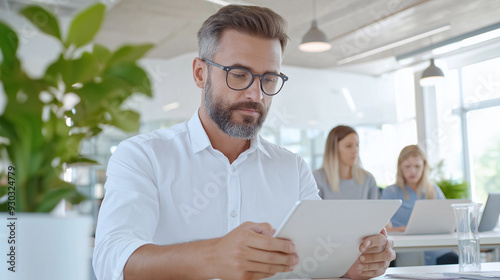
44, 54, 67, 85
73, 80, 125, 115
36, 184, 78, 212
20, 5, 61, 40
67, 191, 87, 206
69, 51, 99, 85
0, 59, 23, 99
103, 63, 152, 97
0, 21, 19, 68
108, 108, 141, 132
93, 43, 111, 67
65, 3, 106, 48
0, 198, 8, 212
67, 156, 100, 165
107, 43, 154, 67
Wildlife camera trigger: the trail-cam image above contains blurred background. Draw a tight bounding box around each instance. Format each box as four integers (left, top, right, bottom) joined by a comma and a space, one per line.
0, 0, 499, 227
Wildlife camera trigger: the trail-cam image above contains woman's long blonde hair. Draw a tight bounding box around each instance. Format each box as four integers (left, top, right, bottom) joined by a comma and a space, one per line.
321, 125, 368, 192
396, 145, 435, 200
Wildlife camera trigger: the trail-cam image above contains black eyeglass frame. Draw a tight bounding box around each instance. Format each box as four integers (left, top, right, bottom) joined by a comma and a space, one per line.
202, 58, 288, 96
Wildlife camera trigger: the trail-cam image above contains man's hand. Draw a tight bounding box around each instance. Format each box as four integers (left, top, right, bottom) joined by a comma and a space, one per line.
205, 221, 299, 280
344, 228, 395, 280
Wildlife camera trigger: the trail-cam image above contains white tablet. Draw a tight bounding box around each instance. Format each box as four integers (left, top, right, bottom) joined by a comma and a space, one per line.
270, 199, 401, 279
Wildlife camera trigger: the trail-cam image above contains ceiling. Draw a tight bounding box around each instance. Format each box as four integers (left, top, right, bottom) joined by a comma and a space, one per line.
90, 0, 500, 76
2, 0, 500, 76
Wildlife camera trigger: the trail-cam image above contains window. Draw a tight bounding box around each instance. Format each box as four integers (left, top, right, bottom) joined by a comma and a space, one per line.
467, 107, 500, 202
432, 56, 500, 204
461, 57, 500, 106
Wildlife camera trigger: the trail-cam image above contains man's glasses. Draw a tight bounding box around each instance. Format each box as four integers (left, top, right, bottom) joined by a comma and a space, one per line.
202, 58, 288, 96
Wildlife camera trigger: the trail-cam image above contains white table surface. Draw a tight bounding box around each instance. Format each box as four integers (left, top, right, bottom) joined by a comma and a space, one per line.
390, 230, 500, 252
300, 262, 500, 280
373, 262, 500, 279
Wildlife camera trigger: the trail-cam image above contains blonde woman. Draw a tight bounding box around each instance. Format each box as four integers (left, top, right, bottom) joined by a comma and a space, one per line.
381, 145, 457, 265
313, 125, 379, 199
381, 145, 445, 231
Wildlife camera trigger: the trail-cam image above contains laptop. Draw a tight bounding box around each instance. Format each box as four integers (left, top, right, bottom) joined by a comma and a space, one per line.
396, 199, 470, 235
270, 199, 401, 279
479, 193, 500, 232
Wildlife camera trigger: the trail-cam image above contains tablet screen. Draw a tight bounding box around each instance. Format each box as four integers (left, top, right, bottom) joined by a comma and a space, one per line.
271, 199, 401, 279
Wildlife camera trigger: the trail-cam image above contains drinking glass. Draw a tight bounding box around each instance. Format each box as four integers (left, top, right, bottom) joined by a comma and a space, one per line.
451, 203, 482, 272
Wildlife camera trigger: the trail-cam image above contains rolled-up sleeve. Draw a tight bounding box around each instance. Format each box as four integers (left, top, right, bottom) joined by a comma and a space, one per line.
92, 139, 159, 280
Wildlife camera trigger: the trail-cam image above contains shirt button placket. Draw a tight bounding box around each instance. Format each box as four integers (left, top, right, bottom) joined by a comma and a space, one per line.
227, 164, 241, 232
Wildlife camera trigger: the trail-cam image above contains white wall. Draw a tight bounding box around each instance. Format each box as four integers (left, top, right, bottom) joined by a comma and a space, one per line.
136, 55, 202, 123
272, 64, 397, 130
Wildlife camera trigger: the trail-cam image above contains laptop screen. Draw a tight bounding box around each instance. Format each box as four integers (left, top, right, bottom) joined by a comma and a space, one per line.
479, 193, 500, 232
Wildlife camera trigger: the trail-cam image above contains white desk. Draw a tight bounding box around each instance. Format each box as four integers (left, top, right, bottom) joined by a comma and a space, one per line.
389, 230, 500, 266
390, 230, 500, 252
374, 262, 500, 279
289, 263, 500, 279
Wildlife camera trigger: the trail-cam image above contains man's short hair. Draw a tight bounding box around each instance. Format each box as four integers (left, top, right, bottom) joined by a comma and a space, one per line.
198, 4, 289, 60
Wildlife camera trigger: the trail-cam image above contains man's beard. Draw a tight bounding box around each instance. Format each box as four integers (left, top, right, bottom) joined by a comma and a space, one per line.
204, 77, 269, 139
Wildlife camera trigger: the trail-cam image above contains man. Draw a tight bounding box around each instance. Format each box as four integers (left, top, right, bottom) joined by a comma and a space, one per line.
93, 5, 395, 280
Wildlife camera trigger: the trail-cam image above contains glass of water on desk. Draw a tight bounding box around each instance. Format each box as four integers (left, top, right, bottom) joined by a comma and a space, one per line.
452, 203, 482, 272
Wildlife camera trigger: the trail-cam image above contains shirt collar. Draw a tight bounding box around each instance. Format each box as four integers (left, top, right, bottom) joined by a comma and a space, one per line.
187, 109, 212, 153
254, 134, 271, 158
187, 109, 271, 158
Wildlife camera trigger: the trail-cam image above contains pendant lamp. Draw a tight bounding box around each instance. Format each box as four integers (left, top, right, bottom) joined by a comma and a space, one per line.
419, 59, 445, 86
299, 0, 331, 52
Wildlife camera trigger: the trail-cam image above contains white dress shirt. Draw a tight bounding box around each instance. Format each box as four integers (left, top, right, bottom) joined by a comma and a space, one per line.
92, 110, 320, 280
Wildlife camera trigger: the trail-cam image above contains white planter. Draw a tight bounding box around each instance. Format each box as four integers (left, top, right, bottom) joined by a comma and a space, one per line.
0, 213, 92, 280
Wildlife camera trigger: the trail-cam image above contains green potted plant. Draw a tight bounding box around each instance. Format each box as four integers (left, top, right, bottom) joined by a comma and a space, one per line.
436, 178, 469, 199
0, 3, 153, 279
431, 160, 469, 199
